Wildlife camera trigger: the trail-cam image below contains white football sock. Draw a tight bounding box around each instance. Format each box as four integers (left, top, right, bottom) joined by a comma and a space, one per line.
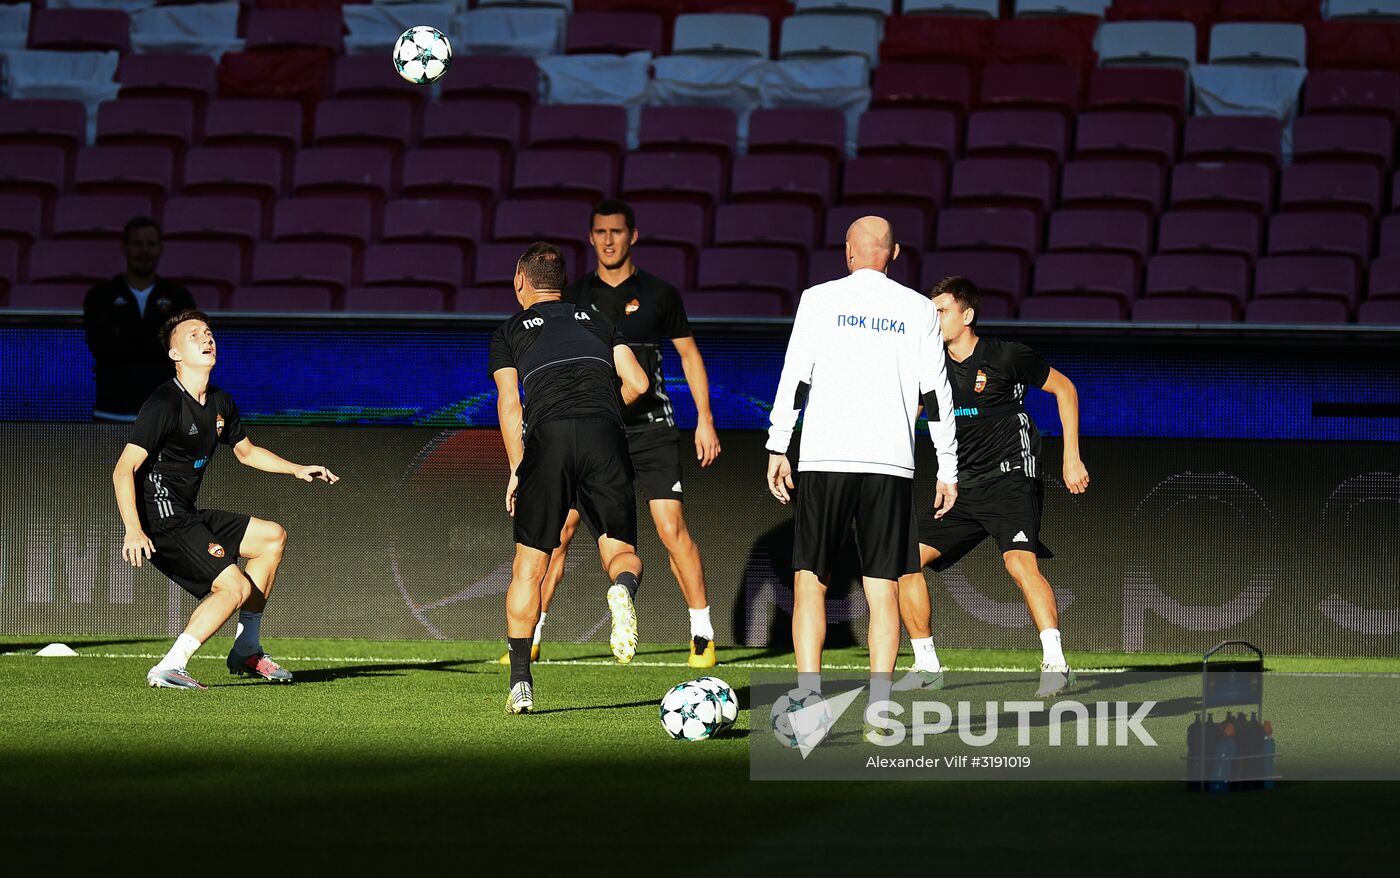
156, 633, 202, 671
797, 672, 822, 694
688, 606, 714, 640
1040, 628, 1066, 667
532, 611, 547, 645
911, 637, 942, 672
233, 610, 262, 657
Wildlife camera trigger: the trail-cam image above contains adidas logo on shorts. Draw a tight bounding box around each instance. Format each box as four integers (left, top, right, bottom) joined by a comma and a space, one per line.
1013, 531, 1029, 544
187, 424, 199, 435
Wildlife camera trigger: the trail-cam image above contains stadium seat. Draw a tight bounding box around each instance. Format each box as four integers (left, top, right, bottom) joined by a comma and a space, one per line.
226, 286, 335, 312
0, 146, 67, 209
440, 57, 540, 111
291, 149, 393, 206
1059, 160, 1163, 215
473, 243, 531, 288
1046, 210, 1152, 267
1267, 213, 1372, 269
1095, 21, 1196, 68
1291, 115, 1393, 172
731, 155, 833, 211
73, 146, 174, 203
672, 13, 771, 58
1358, 298, 1400, 324
0, 3, 28, 53
778, 15, 881, 71
1302, 70, 1400, 123
331, 54, 426, 110
1208, 23, 1307, 67
0, 100, 86, 164
1182, 116, 1283, 169
181, 148, 284, 211
880, 16, 993, 67
825, 204, 932, 253
1073, 112, 1177, 167
1157, 211, 1262, 263
312, 101, 414, 157
117, 55, 218, 115
1144, 253, 1251, 314
936, 207, 1041, 265
1381, 215, 1400, 254
382, 200, 485, 251
512, 150, 616, 205
1105, 0, 1214, 58
453, 6, 566, 58
592, 245, 692, 291
250, 243, 353, 300
795, 0, 893, 18
637, 106, 737, 168
160, 241, 245, 306
95, 99, 194, 157
342, 286, 449, 313
870, 63, 974, 120
420, 101, 524, 165
1020, 294, 1126, 321
567, 13, 666, 55
807, 248, 915, 288
1015, 0, 1109, 17
1327, 0, 1400, 20
978, 64, 1082, 117
203, 100, 304, 158
1366, 256, 1400, 299
360, 244, 466, 298
0, 238, 18, 289
965, 110, 1068, 167
128, 3, 241, 57
856, 108, 960, 165
683, 291, 787, 317
1132, 296, 1238, 323
1032, 252, 1138, 309
271, 199, 374, 262
528, 105, 630, 166
921, 251, 1027, 310
696, 247, 801, 307
1246, 297, 1349, 323
1170, 163, 1274, 215
1254, 255, 1359, 309
0, 194, 45, 248
455, 286, 523, 314
51, 195, 153, 241
1278, 164, 1383, 216
1085, 68, 1189, 121
842, 156, 946, 221
621, 153, 725, 213
902, 0, 999, 17
493, 200, 595, 249
747, 108, 846, 170
243, 9, 344, 53
989, 17, 1099, 70
162, 196, 263, 261
949, 158, 1054, 215
28, 9, 131, 55
626, 201, 709, 258
400, 148, 504, 212
712, 204, 818, 256
7, 284, 90, 311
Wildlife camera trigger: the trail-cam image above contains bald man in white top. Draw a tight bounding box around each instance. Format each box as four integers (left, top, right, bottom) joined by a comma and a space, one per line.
766, 216, 959, 717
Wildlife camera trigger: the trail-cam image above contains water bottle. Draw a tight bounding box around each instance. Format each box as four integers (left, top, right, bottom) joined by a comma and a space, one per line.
1210, 722, 1236, 793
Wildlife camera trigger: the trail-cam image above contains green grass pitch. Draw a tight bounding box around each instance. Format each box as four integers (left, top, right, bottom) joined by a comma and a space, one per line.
3, 637, 1398, 871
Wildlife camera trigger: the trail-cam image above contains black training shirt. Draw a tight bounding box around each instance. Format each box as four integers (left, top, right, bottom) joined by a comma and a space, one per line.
947, 337, 1052, 484
488, 300, 627, 435
564, 268, 690, 431
128, 379, 247, 524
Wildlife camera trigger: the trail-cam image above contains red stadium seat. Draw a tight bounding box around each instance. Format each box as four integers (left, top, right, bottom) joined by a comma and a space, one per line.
1074, 112, 1178, 167
440, 56, 540, 112
243, 9, 343, 52
807, 248, 915, 289
842, 156, 947, 221
361, 244, 466, 297
1170, 163, 1274, 215
1278, 164, 1383, 217
936, 207, 1040, 266
1157, 211, 1262, 264
1254, 254, 1359, 309
1302, 70, 1400, 123
825, 204, 932, 254
1085, 67, 1189, 122
382, 200, 484, 250
587, 245, 692, 290
203, 100, 303, 158
421, 101, 524, 162
0, 194, 45, 247
857, 108, 960, 165
683, 291, 787, 317
1046, 210, 1152, 268
456, 286, 526, 314
473, 244, 533, 288
29, 8, 130, 54
160, 241, 245, 306
342, 286, 449, 313
871, 63, 974, 121
118, 55, 218, 116
566, 13, 666, 56
332, 54, 426, 110
990, 18, 1099, 72
95, 99, 194, 158
1218, 0, 1321, 24
0, 239, 18, 288
271, 198, 373, 261
731, 155, 833, 211
73, 146, 174, 203
291, 148, 393, 205
881, 16, 993, 67
0, 101, 86, 164
622, 153, 725, 212
162, 196, 263, 260
1291, 115, 1393, 172
965, 110, 1068, 168
949, 158, 1054, 215
1380, 214, 1400, 255
528, 104, 629, 165
1020, 294, 1126, 321
7, 284, 91, 311
227, 286, 334, 312
312, 101, 414, 156
0, 146, 67, 209
1032, 253, 1138, 309
637, 106, 737, 168
696, 246, 801, 307
1267, 213, 1371, 269
1358, 298, 1400, 324
1182, 116, 1283, 169
1245, 297, 1349, 323
1145, 254, 1251, 315
400, 148, 504, 211
1060, 160, 1163, 216
713, 204, 817, 256
493, 200, 594, 260
922, 250, 1027, 310
1366, 255, 1400, 300
52, 195, 153, 241
182, 147, 283, 210
1133, 296, 1239, 323
627, 201, 708, 258
512, 150, 616, 205
979, 64, 1082, 117
747, 108, 846, 174
250, 242, 353, 299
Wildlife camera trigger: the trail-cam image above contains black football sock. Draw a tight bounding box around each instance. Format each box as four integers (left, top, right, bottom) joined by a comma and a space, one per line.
614, 570, 640, 600
507, 637, 533, 687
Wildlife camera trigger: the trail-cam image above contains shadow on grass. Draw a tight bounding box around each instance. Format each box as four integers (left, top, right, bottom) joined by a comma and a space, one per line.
529, 698, 661, 715
250, 659, 480, 684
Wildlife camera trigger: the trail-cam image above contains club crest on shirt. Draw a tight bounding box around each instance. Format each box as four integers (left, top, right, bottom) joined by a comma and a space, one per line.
208, 543, 225, 558
974, 370, 987, 393
215, 414, 225, 437
154, 296, 172, 312
624, 298, 641, 315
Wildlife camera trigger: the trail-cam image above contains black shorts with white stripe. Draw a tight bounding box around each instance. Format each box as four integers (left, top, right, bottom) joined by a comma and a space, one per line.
142, 508, 250, 598
916, 473, 1054, 571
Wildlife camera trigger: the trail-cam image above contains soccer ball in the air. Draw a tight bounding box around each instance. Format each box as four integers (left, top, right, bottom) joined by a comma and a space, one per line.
769, 687, 828, 750
393, 26, 452, 85
692, 676, 739, 731
659, 681, 723, 741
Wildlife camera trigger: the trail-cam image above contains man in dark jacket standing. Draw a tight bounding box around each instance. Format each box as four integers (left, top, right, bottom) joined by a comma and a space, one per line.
83, 217, 196, 422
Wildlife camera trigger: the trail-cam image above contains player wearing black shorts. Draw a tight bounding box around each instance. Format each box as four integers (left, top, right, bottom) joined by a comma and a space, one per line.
497, 199, 724, 669
489, 242, 651, 715
896, 277, 1090, 697
112, 310, 339, 690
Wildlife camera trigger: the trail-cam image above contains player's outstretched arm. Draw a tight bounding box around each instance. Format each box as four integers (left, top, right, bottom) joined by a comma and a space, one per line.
671, 336, 721, 467
613, 344, 649, 407
232, 437, 339, 483
113, 443, 155, 567
494, 368, 525, 515
1041, 368, 1089, 494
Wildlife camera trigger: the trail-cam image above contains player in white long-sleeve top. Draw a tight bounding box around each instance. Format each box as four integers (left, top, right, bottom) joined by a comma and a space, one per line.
765, 216, 959, 713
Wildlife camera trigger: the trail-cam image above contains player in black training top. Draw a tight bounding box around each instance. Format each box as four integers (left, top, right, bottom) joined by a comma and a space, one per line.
896, 277, 1090, 697
497, 199, 725, 669
489, 242, 650, 715
112, 310, 339, 690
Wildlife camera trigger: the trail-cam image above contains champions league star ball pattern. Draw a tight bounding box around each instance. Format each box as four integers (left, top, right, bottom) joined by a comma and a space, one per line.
769, 687, 828, 750
691, 676, 739, 731
393, 26, 452, 85
660, 681, 724, 741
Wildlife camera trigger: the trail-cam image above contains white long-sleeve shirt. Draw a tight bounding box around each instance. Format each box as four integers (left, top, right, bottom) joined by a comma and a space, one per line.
766, 268, 958, 483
